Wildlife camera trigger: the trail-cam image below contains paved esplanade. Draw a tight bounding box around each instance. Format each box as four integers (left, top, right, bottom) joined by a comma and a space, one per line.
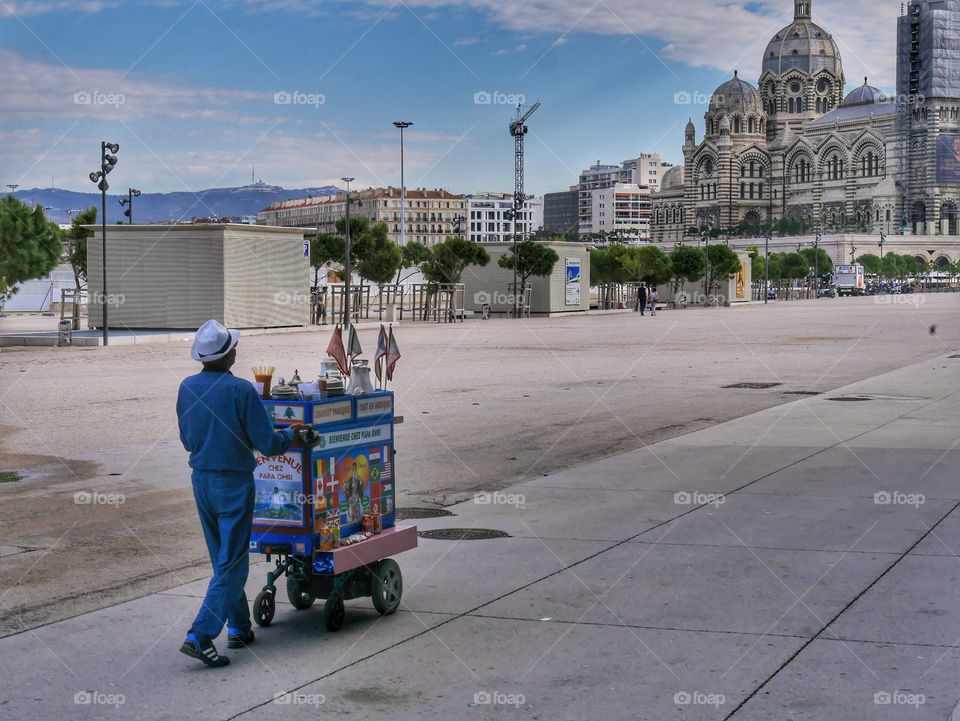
3, 353, 959, 720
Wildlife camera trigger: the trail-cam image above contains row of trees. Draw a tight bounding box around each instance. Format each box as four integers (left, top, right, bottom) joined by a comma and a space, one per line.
590, 242, 741, 294
855, 252, 948, 279
0, 196, 94, 308
311, 217, 563, 296
746, 245, 834, 285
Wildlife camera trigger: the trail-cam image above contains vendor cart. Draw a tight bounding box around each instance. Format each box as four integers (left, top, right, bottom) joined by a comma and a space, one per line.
248, 390, 417, 631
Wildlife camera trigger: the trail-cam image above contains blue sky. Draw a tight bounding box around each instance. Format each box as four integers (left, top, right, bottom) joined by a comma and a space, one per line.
1, 0, 900, 196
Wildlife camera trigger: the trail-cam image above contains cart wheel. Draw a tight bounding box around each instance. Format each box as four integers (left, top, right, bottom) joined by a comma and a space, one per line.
372, 559, 403, 616
324, 592, 345, 632
254, 588, 276, 627
286, 577, 316, 610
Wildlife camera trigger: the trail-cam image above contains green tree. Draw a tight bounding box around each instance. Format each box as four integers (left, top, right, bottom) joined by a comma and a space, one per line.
622, 245, 672, 286
396, 241, 431, 283
354, 224, 401, 286
857, 253, 882, 275
799, 246, 833, 277
62, 207, 97, 329
311, 233, 344, 286
704, 244, 741, 294
780, 252, 808, 280
669, 245, 707, 291
880, 253, 901, 279
420, 236, 490, 284
498, 240, 560, 292
0, 195, 63, 302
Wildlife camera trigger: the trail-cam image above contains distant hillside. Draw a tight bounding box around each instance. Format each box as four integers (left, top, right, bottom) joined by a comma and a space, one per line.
11, 182, 340, 225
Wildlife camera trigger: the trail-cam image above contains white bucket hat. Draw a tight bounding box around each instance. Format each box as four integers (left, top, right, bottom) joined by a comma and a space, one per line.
191, 319, 240, 362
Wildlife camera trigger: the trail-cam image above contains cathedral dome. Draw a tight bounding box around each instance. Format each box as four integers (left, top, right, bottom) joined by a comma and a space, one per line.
844, 77, 887, 106
762, 1, 842, 77
661, 166, 684, 191
709, 71, 764, 117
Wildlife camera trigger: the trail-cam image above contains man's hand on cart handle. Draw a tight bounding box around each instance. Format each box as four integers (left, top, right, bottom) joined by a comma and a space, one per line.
290, 423, 319, 447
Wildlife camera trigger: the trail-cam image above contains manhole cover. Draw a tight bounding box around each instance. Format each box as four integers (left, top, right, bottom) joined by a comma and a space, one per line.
723, 382, 783, 390
827, 396, 872, 402
418, 528, 510, 541
396, 507, 454, 520
782, 391, 820, 396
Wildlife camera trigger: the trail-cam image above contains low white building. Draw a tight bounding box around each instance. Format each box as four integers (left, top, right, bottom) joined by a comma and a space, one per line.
467, 193, 543, 243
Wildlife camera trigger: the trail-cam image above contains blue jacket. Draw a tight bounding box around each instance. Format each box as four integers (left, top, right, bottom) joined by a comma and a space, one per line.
177, 369, 293, 475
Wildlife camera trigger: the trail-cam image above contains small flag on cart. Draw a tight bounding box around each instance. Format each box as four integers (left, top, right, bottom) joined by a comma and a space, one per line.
374, 324, 388, 384
347, 324, 362, 361
326, 324, 350, 375
386, 325, 401, 381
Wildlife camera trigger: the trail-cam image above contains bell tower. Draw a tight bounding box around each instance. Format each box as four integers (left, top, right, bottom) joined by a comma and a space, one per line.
795, 0, 811, 20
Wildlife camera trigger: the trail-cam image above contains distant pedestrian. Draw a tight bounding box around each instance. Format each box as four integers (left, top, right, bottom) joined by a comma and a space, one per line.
649, 286, 659, 316
637, 285, 647, 316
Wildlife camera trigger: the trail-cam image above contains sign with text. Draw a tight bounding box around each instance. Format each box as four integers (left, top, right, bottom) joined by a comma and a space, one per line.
315, 423, 391, 452
311, 399, 353, 426
356, 395, 393, 419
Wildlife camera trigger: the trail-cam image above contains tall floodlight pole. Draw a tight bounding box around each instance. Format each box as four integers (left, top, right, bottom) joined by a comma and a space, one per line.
5, 184, 18, 194
814, 232, 821, 298
508, 101, 540, 317
89, 141, 120, 346
341, 178, 355, 329
764, 232, 770, 304
393, 121, 412, 246
119, 187, 141, 223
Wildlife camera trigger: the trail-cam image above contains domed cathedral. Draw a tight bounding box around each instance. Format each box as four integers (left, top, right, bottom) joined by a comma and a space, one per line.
652, 0, 960, 250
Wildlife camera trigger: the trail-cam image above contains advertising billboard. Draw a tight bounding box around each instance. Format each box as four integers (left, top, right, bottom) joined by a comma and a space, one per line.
936, 134, 960, 185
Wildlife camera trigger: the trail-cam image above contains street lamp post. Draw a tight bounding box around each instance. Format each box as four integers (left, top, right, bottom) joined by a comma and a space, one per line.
341, 178, 355, 329
393, 121, 412, 246
878, 231, 886, 260
89, 141, 120, 346
118, 187, 141, 223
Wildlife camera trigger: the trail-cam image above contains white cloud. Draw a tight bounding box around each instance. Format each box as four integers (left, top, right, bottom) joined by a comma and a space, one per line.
383, 0, 900, 87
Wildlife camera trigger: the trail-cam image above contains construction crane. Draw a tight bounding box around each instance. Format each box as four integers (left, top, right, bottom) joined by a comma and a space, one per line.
507, 100, 540, 317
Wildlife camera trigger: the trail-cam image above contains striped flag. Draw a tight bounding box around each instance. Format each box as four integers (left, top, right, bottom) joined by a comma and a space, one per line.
347, 324, 362, 360
326, 325, 349, 375
386, 325, 401, 381
374, 324, 388, 383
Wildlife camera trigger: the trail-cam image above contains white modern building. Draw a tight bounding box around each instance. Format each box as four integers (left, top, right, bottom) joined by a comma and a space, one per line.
589, 183, 652, 239
467, 193, 543, 243
578, 154, 673, 234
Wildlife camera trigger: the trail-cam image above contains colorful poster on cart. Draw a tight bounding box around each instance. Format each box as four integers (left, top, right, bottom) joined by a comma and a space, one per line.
312, 444, 392, 535
253, 451, 306, 527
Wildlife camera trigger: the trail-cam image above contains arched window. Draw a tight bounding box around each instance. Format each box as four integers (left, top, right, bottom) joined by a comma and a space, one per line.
734, 116, 742, 133
748, 117, 755, 133
740, 182, 746, 199
788, 98, 795, 113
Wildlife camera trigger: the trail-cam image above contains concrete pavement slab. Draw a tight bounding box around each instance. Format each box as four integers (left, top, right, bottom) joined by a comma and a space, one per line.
234, 616, 807, 721
827, 555, 960, 646
626, 490, 954, 554
473, 541, 896, 637
727, 638, 960, 721
743, 447, 960, 500
161, 537, 613, 617
525, 443, 817, 494
0, 588, 455, 721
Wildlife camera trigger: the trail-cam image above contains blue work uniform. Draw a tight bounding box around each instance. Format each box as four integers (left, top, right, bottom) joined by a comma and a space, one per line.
176, 368, 293, 642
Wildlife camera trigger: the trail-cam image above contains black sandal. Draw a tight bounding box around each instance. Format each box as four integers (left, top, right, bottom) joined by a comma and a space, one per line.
180, 637, 230, 667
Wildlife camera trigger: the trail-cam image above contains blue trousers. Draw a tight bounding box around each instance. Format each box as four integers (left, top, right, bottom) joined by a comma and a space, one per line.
189, 471, 254, 641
